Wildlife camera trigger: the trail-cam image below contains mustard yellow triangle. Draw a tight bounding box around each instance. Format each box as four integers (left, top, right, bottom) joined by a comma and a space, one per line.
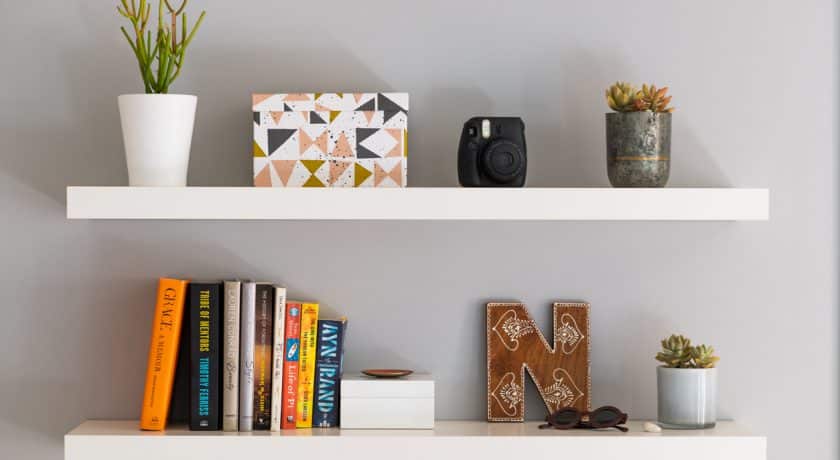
253, 140, 266, 158
337, 92, 344, 98
330, 111, 341, 123
303, 175, 325, 187
354, 163, 372, 187
301, 159, 325, 174
404, 130, 408, 157
315, 93, 323, 100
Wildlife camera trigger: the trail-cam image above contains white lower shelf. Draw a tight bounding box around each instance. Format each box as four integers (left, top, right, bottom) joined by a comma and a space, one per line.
65, 187, 769, 221
65, 420, 766, 460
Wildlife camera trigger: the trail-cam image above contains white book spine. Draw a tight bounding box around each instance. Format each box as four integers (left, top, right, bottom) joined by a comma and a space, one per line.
238, 281, 257, 432
222, 281, 241, 432
269, 287, 287, 432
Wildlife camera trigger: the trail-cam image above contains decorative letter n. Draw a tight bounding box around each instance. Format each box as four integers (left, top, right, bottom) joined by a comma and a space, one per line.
486, 302, 590, 422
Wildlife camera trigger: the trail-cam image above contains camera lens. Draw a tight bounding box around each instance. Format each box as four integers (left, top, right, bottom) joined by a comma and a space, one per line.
480, 140, 524, 184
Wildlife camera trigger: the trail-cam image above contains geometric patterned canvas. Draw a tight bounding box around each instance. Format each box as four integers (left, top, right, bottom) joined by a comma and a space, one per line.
252, 93, 408, 187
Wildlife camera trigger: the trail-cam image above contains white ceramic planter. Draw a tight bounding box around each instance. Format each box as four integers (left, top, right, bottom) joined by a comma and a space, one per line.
118, 94, 197, 186
657, 367, 717, 429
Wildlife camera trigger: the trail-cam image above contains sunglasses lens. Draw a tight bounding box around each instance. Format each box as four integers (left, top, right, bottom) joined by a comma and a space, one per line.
591, 408, 622, 425
551, 408, 579, 426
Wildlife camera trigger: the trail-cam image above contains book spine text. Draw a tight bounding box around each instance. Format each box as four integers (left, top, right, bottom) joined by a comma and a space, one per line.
313, 318, 347, 428
189, 283, 221, 431
253, 284, 274, 430
296, 303, 319, 428
238, 282, 256, 431
140, 278, 189, 431
281, 302, 302, 429
222, 281, 241, 431
269, 287, 287, 431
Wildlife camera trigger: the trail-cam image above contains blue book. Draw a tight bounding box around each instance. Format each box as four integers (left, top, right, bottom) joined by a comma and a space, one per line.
312, 318, 347, 428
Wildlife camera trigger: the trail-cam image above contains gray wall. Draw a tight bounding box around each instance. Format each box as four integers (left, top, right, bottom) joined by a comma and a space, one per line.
0, 1, 836, 459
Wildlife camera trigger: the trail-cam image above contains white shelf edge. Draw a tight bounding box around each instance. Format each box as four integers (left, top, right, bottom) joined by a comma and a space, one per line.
66, 187, 769, 221
65, 420, 766, 460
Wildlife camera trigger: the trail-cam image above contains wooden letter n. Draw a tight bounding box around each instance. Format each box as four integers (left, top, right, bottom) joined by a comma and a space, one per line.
486, 302, 590, 422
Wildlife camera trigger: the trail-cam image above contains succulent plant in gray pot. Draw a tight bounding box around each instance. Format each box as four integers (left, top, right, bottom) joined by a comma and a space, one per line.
655, 334, 720, 429
605, 82, 675, 187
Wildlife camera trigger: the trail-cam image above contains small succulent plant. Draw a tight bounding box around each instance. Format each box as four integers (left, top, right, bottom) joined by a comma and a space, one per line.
690, 345, 720, 368
656, 334, 719, 368
118, 0, 206, 94
605, 82, 675, 113
633, 84, 674, 113
605, 82, 638, 112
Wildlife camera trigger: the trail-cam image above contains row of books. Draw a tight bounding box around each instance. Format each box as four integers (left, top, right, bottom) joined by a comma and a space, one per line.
139, 278, 347, 431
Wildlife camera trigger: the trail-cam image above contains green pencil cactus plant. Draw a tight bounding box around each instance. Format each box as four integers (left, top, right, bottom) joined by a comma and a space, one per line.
118, 0, 206, 94
656, 334, 719, 368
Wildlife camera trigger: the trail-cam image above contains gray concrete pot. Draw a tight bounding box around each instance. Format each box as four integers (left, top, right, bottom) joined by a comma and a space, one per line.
657, 367, 717, 429
605, 112, 671, 187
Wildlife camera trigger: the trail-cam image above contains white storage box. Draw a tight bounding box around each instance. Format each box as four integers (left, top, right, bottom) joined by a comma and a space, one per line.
340, 373, 434, 429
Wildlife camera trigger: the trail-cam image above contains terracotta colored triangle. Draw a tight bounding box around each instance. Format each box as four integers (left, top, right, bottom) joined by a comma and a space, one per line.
252, 94, 273, 108
332, 132, 354, 158
388, 159, 403, 185
354, 163, 372, 187
303, 175, 325, 187
299, 129, 313, 154
385, 129, 402, 157
253, 140, 266, 158
301, 159, 325, 175
353, 93, 363, 103
254, 164, 272, 187
329, 160, 351, 185
314, 130, 328, 154
363, 111, 375, 125
315, 103, 331, 112
270, 111, 283, 124
284, 93, 311, 101
374, 161, 388, 186
386, 128, 402, 142
272, 160, 297, 186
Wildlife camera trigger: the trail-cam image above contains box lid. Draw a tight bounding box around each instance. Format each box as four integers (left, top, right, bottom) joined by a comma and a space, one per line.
341, 373, 434, 399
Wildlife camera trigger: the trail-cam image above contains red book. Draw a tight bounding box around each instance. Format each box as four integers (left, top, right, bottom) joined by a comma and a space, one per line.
281, 302, 302, 429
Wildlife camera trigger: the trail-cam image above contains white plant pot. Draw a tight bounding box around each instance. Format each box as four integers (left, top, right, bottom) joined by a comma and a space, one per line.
657, 366, 717, 429
118, 94, 197, 186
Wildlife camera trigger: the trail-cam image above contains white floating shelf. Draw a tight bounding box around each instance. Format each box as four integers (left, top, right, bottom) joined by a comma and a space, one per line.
66, 187, 769, 221
65, 420, 765, 460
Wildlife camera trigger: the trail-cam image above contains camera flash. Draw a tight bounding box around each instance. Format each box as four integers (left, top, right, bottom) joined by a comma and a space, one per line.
481, 119, 491, 139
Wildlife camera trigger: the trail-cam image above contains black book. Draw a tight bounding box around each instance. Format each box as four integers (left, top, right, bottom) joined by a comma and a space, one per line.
253, 283, 274, 430
189, 283, 222, 431
313, 318, 347, 428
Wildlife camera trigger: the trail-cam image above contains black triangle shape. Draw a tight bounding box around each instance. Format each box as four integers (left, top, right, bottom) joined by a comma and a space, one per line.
253, 111, 261, 125
377, 94, 406, 112
268, 129, 297, 156
383, 110, 404, 124
357, 145, 381, 159
356, 98, 375, 111
310, 111, 326, 124
284, 103, 293, 111
356, 128, 379, 144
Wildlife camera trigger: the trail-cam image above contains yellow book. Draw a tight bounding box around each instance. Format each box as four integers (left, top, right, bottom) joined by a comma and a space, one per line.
295, 302, 319, 427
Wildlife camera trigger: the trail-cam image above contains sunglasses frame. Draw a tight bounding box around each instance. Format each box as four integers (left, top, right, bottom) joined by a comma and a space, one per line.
539, 405, 629, 432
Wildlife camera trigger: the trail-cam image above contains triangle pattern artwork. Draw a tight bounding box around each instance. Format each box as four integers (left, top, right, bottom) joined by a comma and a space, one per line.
253, 93, 408, 187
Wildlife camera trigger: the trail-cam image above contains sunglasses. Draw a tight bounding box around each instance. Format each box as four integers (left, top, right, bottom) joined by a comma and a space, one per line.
539, 406, 629, 432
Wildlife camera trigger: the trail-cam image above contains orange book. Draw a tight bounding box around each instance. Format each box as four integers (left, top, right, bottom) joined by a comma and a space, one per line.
140, 278, 189, 431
